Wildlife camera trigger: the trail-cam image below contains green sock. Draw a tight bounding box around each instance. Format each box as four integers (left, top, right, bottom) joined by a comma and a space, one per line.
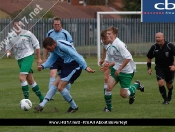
129, 84, 138, 96
32, 85, 44, 102
105, 94, 112, 111
104, 83, 107, 95
22, 85, 29, 99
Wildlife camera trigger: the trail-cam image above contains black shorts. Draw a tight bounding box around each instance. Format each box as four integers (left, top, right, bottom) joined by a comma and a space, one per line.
49, 56, 64, 71
155, 66, 175, 84
60, 61, 82, 84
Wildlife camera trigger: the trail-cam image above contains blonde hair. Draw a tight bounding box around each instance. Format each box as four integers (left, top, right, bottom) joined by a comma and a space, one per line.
107, 26, 118, 35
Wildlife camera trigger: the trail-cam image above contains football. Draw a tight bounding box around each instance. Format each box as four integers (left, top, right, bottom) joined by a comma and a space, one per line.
20, 99, 32, 111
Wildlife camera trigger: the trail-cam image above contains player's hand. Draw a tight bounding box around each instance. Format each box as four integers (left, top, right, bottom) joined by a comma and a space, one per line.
169, 65, 175, 71
85, 67, 95, 73
43, 58, 47, 62
6, 52, 11, 58
100, 65, 108, 72
115, 70, 121, 77
37, 65, 43, 71
148, 69, 152, 75
99, 59, 104, 65
37, 58, 42, 66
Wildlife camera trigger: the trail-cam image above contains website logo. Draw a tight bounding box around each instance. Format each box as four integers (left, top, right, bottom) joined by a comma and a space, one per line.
142, 0, 175, 22
155, 0, 175, 10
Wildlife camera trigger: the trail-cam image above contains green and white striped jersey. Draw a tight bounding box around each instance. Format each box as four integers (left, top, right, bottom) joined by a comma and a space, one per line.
105, 38, 136, 73
6, 29, 40, 60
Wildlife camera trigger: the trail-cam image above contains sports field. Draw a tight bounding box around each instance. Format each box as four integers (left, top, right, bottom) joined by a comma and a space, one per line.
0, 56, 175, 132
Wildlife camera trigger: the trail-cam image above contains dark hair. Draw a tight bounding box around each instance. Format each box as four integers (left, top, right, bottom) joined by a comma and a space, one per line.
13, 18, 21, 24
100, 29, 107, 37
52, 17, 62, 25
42, 37, 55, 48
107, 26, 118, 35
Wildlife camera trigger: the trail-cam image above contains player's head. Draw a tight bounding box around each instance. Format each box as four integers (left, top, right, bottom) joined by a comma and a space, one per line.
107, 26, 118, 43
13, 18, 22, 33
52, 17, 62, 32
43, 37, 57, 52
100, 29, 109, 45
155, 32, 165, 45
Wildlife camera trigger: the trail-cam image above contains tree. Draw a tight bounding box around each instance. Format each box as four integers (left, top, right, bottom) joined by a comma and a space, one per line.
86, 0, 115, 5
122, 0, 141, 18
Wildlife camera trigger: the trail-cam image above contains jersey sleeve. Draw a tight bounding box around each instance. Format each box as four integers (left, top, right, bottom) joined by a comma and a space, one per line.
117, 42, 132, 59
42, 52, 59, 69
146, 45, 155, 59
5, 36, 12, 51
29, 31, 40, 49
64, 30, 74, 44
169, 43, 175, 56
59, 42, 87, 69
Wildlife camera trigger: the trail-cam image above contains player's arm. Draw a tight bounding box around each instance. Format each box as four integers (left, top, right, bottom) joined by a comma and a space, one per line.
6, 37, 12, 58
35, 48, 42, 66
60, 43, 95, 73
169, 62, 175, 71
146, 45, 155, 75
43, 49, 49, 62
147, 58, 152, 75
38, 53, 58, 71
99, 47, 106, 65
30, 31, 42, 65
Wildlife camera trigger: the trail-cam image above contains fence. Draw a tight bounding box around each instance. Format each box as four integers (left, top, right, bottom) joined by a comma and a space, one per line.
0, 18, 175, 57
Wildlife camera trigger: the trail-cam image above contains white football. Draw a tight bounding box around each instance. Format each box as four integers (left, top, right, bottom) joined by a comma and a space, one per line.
20, 99, 32, 111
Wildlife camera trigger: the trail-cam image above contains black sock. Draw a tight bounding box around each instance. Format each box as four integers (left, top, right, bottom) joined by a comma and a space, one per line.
168, 86, 173, 100
159, 86, 167, 101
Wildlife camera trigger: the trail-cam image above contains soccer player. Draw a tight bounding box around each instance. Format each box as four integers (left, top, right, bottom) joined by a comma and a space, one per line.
147, 32, 175, 104
6, 18, 44, 102
34, 37, 95, 113
99, 29, 114, 109
102, 26, 144, 112
44, 17, 73, 93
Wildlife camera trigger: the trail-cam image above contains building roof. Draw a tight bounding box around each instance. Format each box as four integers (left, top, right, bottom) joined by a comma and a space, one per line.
0, 0, 122, 19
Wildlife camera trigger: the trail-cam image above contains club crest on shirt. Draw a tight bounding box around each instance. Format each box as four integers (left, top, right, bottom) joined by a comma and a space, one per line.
165, 52, 169, 57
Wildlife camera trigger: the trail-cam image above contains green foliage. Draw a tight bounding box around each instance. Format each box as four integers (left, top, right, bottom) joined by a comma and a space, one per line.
11, 6, 54, 19
122, 0, 141, 18
42, 10, 54, 18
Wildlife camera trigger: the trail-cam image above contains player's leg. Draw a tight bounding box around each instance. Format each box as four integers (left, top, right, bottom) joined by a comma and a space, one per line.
48, 57, 63, 90
119, 72, 144, 104
156, 67, 168, 104
104, 67, 117, 112
104, 76, 116, 112
165, 69, 174, 103
103, 68, 110, 94
18, 55, 34, 99
49, 69, 57, 90
26, 71, 44, 103
59, 61, 82, 113
40, 77, 60, 107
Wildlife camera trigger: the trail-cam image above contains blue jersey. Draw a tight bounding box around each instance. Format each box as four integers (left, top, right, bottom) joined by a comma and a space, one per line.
46, 29, 73, 44
42, 40, 87, 70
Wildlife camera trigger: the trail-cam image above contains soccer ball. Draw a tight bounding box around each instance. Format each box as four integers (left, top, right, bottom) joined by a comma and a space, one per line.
20, 99, 32, 111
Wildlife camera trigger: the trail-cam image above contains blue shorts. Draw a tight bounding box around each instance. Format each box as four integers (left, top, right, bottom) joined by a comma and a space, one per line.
49, 56, 64, 70
60, 61, 82, 84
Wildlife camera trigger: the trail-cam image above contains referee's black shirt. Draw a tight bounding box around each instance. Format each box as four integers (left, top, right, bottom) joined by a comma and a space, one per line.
147, 41, 175, 68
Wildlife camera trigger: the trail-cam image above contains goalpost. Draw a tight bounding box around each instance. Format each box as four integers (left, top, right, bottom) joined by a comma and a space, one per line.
97, 11, 141, 65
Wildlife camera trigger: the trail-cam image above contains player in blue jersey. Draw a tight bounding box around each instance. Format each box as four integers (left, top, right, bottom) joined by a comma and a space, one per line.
34, 37, 95, 113
43, 17, 73, 94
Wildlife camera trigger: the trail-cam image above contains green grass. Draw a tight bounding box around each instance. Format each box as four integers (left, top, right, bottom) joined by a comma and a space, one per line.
0, 57, 175, 131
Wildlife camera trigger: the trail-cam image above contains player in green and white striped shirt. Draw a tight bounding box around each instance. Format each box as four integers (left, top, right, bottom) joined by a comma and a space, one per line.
6, 18, 44, 103
102, 26, 144, 112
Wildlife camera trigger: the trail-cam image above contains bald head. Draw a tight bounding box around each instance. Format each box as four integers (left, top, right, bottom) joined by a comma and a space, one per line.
155, 32, 165, 46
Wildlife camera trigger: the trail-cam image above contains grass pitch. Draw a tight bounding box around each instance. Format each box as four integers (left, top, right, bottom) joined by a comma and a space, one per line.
0, 56, 175, 132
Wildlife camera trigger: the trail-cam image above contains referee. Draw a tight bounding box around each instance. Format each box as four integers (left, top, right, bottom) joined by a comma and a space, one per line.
147, 32, 175, 104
